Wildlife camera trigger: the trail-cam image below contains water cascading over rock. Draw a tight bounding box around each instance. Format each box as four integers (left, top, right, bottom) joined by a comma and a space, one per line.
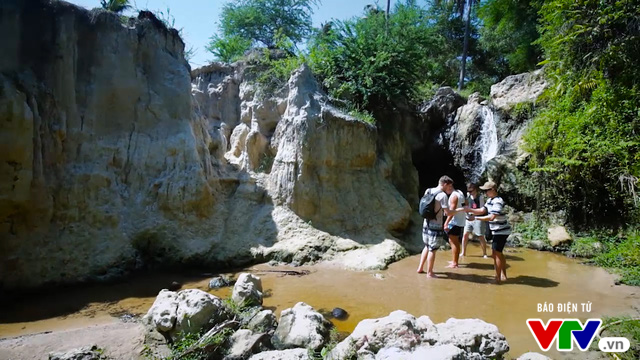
438, 69, 547, 185
441, 93, 503, 183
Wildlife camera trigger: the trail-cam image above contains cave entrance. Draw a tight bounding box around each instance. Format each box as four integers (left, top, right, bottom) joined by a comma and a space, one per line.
412, 141, 466, 197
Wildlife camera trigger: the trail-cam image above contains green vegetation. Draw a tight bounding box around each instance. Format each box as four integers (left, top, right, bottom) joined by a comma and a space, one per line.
510, 216, 549, 248
246, 48, 306, 96
522, 0, 640, 227
207, 0, 318, 62
597, 316, 640, 360
593, 231, 640, 286
100, 0, 130, 13
478, 0, 541, 75
308, 2, 440, 110
163, 328, 234, 360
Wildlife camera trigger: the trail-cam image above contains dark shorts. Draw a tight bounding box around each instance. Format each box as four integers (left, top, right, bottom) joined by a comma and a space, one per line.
447, 225, 463, 238
492, 234, 509, 252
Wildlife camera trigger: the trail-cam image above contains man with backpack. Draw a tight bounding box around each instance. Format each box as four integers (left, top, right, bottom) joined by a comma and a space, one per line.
416, 175, 466, 278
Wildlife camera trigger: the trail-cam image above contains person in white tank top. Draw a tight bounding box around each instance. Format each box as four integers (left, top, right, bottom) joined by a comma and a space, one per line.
443, 187, 466, 268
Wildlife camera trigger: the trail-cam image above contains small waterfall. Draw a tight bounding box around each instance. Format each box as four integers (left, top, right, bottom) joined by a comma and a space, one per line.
473, 106, 499, 181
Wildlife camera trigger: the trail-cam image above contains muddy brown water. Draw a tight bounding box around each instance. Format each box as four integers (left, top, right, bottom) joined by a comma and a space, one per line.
0, 244, 638, 359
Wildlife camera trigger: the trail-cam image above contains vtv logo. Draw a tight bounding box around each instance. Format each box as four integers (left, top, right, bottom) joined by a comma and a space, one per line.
526, 318, 602, 351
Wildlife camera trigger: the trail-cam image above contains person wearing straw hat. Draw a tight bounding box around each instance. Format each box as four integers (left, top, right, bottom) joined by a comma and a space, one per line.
465, 181, 511, 284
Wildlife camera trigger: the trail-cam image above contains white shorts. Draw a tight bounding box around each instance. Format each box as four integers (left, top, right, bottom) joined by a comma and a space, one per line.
464, 219, 486, 237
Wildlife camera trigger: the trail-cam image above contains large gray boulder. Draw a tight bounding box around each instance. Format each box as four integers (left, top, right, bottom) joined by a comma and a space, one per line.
329, 311, 509, 360
48, 345, 103, 360
272, 302, 332, 351
143, 289, 227, 338
425, 318, 510, 358
517, 352, 552, 360
249, 348, 310, 360
375, 344, 465, 360
232, 273, 263, 307
224, 329, 270, 360
247, 310, 278, 333
490, 69, 547, 112
547, 225, 572, 248
331, 310, 433, 356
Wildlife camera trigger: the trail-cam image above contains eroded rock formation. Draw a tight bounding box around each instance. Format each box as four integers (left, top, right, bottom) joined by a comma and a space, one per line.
0, 0, 414, 290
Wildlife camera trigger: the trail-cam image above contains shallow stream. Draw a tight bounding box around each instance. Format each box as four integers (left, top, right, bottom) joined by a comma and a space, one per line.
1, 244, 638, 359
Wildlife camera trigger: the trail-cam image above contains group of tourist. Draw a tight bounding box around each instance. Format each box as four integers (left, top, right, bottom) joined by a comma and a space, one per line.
416, 176, 511, 284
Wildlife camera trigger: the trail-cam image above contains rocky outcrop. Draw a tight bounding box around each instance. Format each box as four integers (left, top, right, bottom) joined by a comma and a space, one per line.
49, 345, 104, 360
272, 302, 332, 351
547, 225, 572, 248
441, 93, 499, 182
330, 310, 509, 359
437, 69, 547, 186
0, 1, 415, 289
490, 69, 547, 113
232, 273, 263, 307
249, 348, 310, 360
517, 352, 552, 360
143, 289, 228, 339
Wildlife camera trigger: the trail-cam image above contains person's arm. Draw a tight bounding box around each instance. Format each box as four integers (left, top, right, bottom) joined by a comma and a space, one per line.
443, 193, 466, 216
466, 207, 487, 216
475, 213, 496, 222
474, 197, 501, 221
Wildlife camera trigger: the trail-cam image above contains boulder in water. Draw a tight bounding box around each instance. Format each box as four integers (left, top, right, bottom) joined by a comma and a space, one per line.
331, 307, 348, 320
232, 273, 263, 307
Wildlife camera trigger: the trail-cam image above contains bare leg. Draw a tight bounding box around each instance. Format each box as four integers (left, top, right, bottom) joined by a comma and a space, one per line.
461, 231, 470, 256
426, 250, 437, 278
447, 235, 460, 268
417, 246, 429, 273
493, 250, 504, 284
498, 251, 507, 281
478, 235, 487, 257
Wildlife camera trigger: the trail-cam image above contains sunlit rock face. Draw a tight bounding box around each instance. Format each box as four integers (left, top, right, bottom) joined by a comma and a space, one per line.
0, 1, 413, 290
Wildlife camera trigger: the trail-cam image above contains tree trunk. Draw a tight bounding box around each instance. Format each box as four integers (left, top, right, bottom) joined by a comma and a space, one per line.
458, 0, 471, 91
386, 0, 391, 20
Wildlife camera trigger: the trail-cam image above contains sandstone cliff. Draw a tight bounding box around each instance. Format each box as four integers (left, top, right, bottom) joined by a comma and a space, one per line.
0, 1, 413, 290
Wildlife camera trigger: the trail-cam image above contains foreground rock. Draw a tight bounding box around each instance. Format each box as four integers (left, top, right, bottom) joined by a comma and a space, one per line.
232, 273, 263, 307
272, 302, 332, 351
0, 322, 146, 360
142, 289, 228, 339
330, 310, 509, 359
517, 352, 552, 360
49, 345, 103, 360
547, 225, 572, 248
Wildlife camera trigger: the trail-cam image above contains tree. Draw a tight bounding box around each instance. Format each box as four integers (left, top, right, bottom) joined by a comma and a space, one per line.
308, 1, 442, 110
457, 0, 480, 90
478, 0, 541, 74
206, 34, 252, 63
214, 0, 318, 49
100, 0, 130, 13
